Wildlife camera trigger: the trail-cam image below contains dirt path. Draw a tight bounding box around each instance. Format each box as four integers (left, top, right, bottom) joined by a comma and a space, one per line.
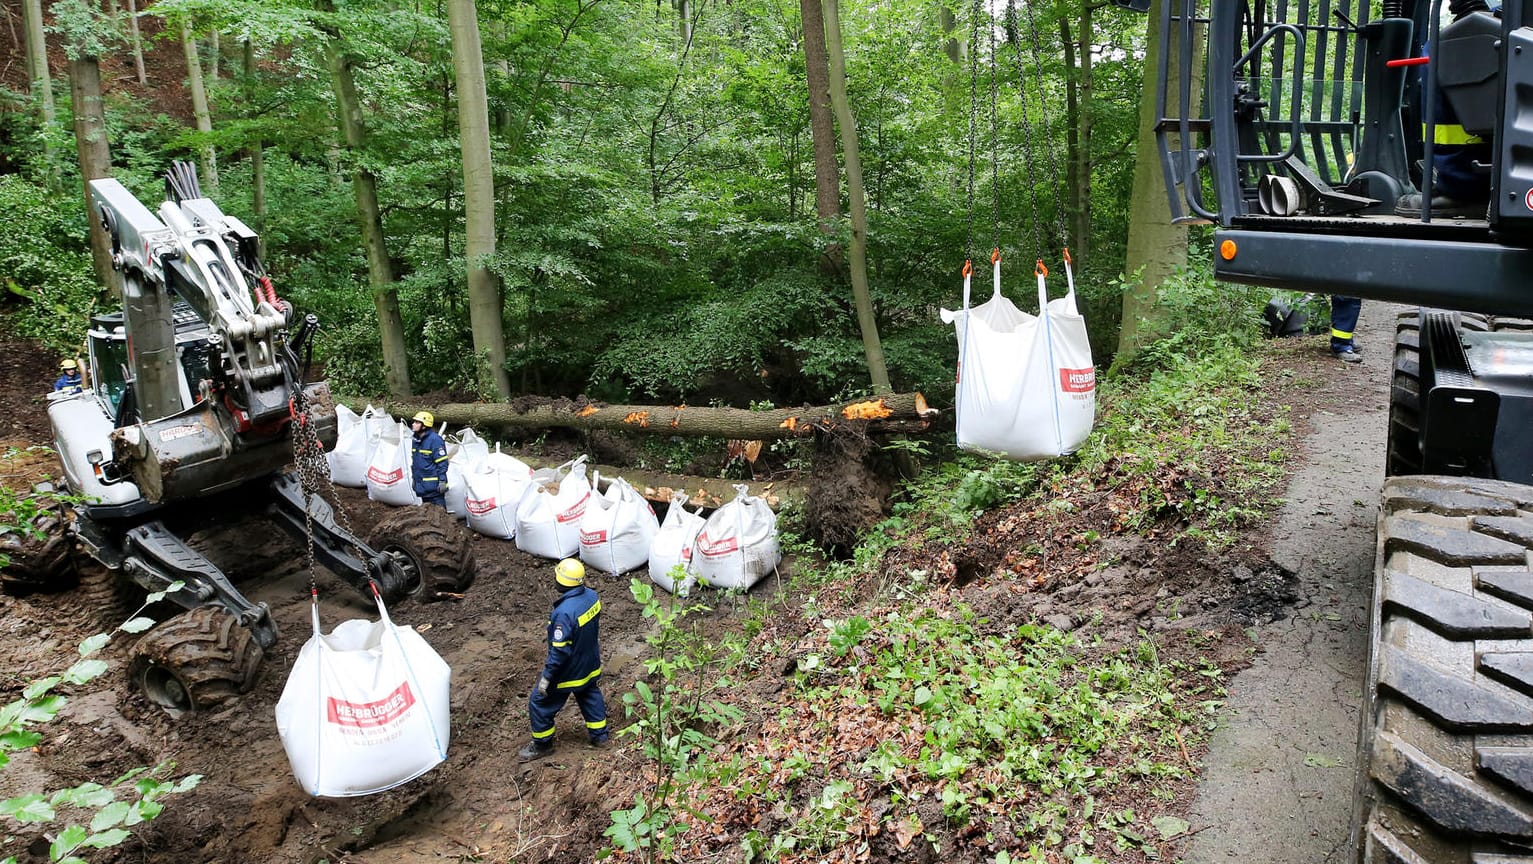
1181, 300, 1396, 862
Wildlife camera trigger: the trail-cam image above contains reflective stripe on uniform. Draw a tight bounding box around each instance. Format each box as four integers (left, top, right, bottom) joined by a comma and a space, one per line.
578, 600, 601, 627
531, 726, 555, 739
1426, 123, 1484, 146
551, 639, 571, 648
1331, 328, 1353, 340
586, 719, 607, 730
557, 667, 602, 688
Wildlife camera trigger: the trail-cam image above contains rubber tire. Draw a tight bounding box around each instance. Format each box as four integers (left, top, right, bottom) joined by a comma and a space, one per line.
128, 606, 263, 717
1386, 313, 1533, 478
366, 506, 476, 601
0, 508, 75, 594
1352, 476, 1533, 862
1386, 312, 1422, 478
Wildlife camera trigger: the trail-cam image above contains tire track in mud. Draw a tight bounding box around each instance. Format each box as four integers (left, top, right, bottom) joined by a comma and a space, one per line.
1179, 301, 1395, 863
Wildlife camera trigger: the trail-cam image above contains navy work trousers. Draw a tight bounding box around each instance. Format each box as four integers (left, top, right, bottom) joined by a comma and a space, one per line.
528, 681, 608, 743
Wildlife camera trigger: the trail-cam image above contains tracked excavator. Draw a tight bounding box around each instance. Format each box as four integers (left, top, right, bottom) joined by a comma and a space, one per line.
13, 163, 474, 716
1145, 0, 1533, 858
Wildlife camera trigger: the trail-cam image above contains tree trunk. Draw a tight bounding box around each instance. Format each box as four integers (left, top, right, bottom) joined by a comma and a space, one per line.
243, 40, 267, 260
326, 35, 413, 397
360, 392, 935, 439
1058, 0, 1092, 265
938, 5, 964, 65
823, 0, 892, 395
448, 0, 513, 399
21, 0, 57, 181
69, 56, 115, 295
799, 0, 841, 270
520, 456, 806, 511
1115, 0, 1200, 366
181, 23, 219, 193
126, 0, 148, 85
677, 0, 693, 44
207, 30, 220, 81
490, 20, 512, 135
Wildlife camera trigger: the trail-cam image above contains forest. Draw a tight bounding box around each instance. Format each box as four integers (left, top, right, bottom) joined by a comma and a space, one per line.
0, 0, 1312, 861
1, 0, 1200, 405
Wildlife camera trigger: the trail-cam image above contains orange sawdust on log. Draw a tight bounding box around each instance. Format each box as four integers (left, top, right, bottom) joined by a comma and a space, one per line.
841, 399, 892, 420
779, 417, 799, 431
670, 405, 685, 428
623, 411, 651, 427
577, 405, 599, 417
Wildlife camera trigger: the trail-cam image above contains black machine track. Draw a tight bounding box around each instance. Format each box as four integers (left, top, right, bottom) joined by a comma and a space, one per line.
366, 507, 477, 600
1353, 476, 1533, 862
128, 605, 263, 716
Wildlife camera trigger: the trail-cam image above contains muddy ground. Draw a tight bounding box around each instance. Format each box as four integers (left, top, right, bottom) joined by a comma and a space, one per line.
0, 301, 1392, 863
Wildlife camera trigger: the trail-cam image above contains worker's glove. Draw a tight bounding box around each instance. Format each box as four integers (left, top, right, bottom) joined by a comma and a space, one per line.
535, 677, 550, 698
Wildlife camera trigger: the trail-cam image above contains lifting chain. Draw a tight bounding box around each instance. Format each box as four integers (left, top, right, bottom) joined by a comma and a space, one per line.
287, 379, 373, 598
1006, 0, 1069, 259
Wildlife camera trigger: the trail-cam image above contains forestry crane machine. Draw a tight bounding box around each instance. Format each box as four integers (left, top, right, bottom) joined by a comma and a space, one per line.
1148, 0, 1533, 859
25, 163, 473, 716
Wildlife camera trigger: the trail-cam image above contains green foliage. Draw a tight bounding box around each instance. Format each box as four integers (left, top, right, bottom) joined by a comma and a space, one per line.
0, 582, 199, 864
1111, 253, 1268, 377
606, 578, 743, 860
0, 177, 100, 355
727, 606, 1212, 859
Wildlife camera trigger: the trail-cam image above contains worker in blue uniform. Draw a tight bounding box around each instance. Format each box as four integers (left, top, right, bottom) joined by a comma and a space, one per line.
519, 558, 609, 762
52, 359, 83, 394
1396, 0, 1497, 218
409, 410, 449, 508
1330, 296, 1363, 363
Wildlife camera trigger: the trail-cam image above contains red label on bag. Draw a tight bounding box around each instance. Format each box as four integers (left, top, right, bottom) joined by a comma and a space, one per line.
1059, 367, 1095, 393
696, 531, 739, 557
556, 493, 590, 523
466, 496, 496, 515
366, 466, 404, 485
581, 529, 608, 546
326, 682, 415, 728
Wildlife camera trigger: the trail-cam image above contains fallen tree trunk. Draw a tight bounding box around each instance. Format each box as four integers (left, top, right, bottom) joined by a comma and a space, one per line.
520, 456, 804, 512
352, 393, 936, 440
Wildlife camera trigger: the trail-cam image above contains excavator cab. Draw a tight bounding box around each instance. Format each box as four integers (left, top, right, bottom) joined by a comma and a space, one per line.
1154, 0, 1533, 312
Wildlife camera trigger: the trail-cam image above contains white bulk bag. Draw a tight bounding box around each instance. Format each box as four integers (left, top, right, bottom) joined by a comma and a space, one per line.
514, 456, 592, 559
275, 593, 451, 797
464, 448, 534, 540
939, 256, 1096, 461
579, 473, 659, 575
649, 492, 706, 596
693, 484, 781, 591
327, 404, 366, 487
445, 428, 492, 518
366, 421, 420, 507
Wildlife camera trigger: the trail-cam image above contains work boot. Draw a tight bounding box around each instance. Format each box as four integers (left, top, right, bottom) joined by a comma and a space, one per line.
517, 740, 555, 762
1333, 347, 1363, 363
588, 737, 612, 750
1394, 192, 1484, 219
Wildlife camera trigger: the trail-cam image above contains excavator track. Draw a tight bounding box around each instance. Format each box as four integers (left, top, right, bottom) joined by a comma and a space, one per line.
1353, 476, 1533, 862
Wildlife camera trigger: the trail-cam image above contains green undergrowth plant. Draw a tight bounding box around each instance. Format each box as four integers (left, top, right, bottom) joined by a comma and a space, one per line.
1, 581, 201, 863
605, 577, 744, 861
664, 605, 1226, 862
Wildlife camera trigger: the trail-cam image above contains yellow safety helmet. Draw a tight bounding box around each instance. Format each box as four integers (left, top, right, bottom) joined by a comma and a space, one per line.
59, 359, 78, 371
555, 558, 586, 587
411, 410, 435, 428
